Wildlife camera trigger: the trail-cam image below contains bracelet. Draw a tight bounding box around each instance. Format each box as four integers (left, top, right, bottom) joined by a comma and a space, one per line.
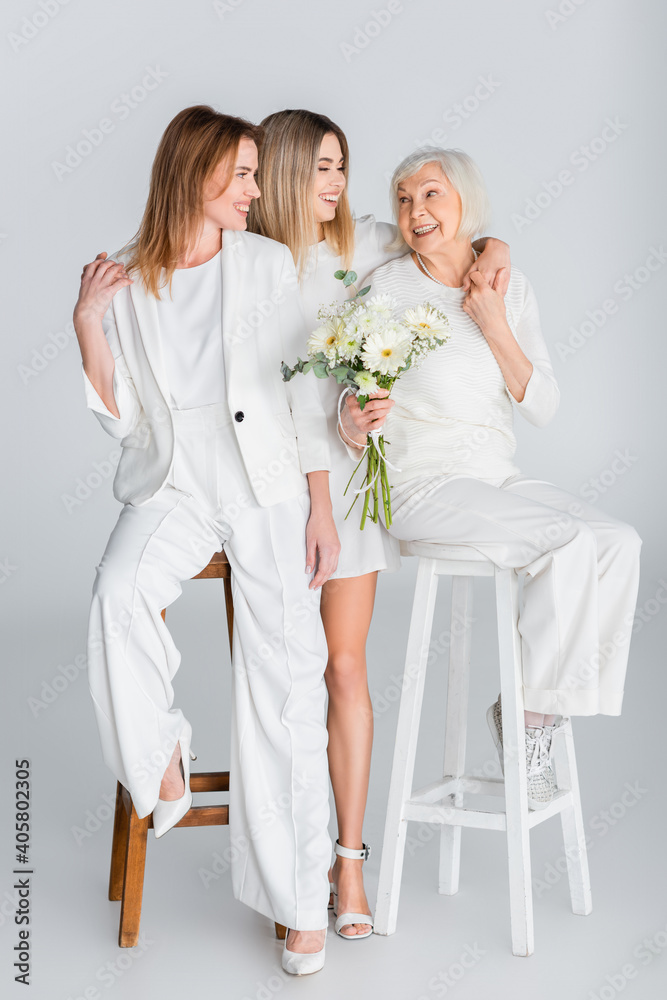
338, 417, 366, 450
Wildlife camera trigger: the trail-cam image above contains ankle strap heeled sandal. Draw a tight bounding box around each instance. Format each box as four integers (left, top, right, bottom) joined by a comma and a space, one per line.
330, 839, 374, 939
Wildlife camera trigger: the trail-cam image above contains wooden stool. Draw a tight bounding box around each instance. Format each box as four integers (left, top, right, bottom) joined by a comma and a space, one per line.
107, 549, 287, 946
374, 541, 592, 956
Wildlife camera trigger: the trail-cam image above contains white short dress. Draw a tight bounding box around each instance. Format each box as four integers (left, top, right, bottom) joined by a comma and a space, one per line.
298, 215, 403, 579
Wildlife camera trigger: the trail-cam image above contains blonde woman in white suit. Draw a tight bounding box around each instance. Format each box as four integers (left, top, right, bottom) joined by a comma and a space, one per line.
248, 109, 511, 940
74, 106, 339, 975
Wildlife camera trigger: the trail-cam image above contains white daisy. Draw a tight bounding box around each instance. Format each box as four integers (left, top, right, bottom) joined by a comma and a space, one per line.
402, 304, 450, 340
361, 324, 412, 376
308, 319, 340, 361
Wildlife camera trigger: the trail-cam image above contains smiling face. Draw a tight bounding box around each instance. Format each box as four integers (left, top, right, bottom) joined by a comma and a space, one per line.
396, 162, 463, 252
202, 136, 260, 231
312, 131, 346, 227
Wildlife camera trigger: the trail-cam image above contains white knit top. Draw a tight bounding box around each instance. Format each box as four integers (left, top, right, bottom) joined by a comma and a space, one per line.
367, 254, 559, 487
154, 250, 225, 410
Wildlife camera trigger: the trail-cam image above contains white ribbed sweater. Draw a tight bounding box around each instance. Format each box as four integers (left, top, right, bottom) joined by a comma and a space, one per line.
367, 255, 560, 486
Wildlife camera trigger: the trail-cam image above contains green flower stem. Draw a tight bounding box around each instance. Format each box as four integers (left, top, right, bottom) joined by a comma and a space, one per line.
342, 433, 394, 530
343, 449, 367, 507
378, 435, 392, 527
374, 441, 381, 522
360, 447, 372, 530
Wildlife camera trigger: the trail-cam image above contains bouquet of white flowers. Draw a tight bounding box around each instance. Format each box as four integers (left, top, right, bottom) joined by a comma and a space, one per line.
281, 270, 450, 529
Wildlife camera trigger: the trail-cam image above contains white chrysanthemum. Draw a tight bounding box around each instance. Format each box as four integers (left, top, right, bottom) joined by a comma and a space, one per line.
355, 370, 379, 395
402, 304, 451, 340
308, 319, 340, 361
365, 293, 397, 318
336, 329, 362, 361
361, 324, 412, 376
345, 305, 374, 337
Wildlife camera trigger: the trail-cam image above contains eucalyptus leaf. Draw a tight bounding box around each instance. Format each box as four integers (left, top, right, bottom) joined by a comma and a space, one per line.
342, 270, 357, 287
334, 269, 347, 280
358, 285, 371, 296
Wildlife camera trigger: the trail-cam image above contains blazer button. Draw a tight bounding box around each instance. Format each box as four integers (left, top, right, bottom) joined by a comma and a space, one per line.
234, 411, 244, 422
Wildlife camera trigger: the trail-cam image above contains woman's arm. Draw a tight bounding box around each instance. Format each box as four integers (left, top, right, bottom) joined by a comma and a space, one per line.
467, 237, 511, 297
74, 252, 143, 439
74, 253, 131, 414
305, 471, 341, 589
462, 271, 559, 426
275, 247, 340, 585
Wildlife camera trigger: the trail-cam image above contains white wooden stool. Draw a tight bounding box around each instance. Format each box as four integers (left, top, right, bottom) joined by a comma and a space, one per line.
374, 540, 592, 956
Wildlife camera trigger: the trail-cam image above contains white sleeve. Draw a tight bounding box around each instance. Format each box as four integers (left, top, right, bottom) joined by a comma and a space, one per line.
82, 302, 143, 440
507, 279, 560, 427
278, 247, 331, 474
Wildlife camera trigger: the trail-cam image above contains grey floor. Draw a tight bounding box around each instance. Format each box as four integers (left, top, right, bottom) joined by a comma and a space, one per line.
3, 563, 665, 1000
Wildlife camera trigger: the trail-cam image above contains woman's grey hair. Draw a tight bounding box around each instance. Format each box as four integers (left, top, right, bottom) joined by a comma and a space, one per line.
386, 147, 491, 251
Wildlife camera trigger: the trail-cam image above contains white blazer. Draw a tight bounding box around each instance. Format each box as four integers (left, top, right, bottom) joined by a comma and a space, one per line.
82, 229, 330, 507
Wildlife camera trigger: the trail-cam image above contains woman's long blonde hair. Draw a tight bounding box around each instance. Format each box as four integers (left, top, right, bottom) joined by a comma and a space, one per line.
247, 109, 355, 278
124, 105, 263, 297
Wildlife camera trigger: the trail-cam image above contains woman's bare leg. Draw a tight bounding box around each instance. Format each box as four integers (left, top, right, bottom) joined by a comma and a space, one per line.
321, 572, 378, 937
524, 711, 557, 727
158, 743, 184, 800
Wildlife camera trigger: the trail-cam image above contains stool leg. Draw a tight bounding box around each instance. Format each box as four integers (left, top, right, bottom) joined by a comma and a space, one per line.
223, 573, 234, 655
552, 720, 592, 915
118, 800, 150, 948
439, 576, 473, 895
275, 923, 287, 939
108, 783, 129, 901
375, 558, 439, 936
496, 568, 534, 957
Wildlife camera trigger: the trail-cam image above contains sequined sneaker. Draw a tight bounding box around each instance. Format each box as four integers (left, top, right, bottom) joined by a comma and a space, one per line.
486, 695, 566, 810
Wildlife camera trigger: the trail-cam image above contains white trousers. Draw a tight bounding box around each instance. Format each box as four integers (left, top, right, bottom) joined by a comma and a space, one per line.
87, 403, 331, 930
388, 474, 642, 716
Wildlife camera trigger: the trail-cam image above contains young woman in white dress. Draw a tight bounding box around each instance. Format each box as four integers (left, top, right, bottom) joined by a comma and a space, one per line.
74, 106, 341, 975
248, 110, 511, 938
339, 147, 642, 805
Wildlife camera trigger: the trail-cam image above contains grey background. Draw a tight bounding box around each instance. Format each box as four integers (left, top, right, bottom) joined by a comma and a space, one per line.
1, 0, 665, 997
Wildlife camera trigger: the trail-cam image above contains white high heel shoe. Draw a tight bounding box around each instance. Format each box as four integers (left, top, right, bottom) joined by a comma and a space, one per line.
281, 929, 326, 976
152, 721, 197, 839
331, 839, 374, 939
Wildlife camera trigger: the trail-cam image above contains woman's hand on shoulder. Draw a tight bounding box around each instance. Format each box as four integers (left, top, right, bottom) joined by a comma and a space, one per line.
74, 252, 133, 328
463, 237, 510, 297
462, 271, 510, 340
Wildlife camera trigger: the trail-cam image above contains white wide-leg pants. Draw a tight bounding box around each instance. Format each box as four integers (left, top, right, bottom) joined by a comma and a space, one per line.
388, 474, 642, 716
87, 403, 331, 930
